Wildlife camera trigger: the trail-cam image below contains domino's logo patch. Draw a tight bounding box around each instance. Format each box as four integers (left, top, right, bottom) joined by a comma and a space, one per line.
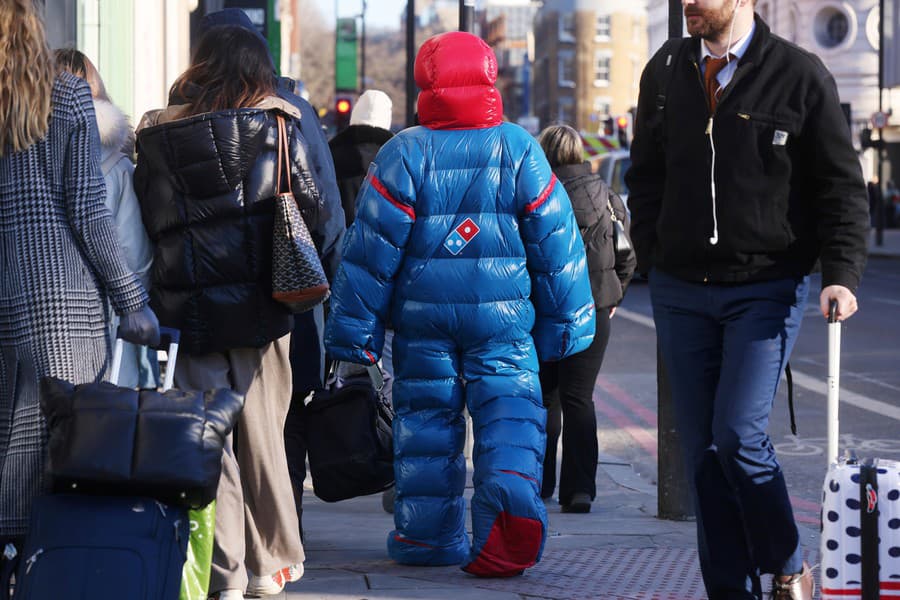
444, 218, 480, 255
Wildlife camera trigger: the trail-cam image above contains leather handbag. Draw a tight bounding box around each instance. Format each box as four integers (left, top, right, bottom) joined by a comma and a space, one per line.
39, 331, 244, 508
303, 363, 394, 502
271, 114, 330, 313
607, 197, 633, 264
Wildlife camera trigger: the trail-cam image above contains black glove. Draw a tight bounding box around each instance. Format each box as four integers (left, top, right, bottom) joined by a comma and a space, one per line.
118, 305, 160, 347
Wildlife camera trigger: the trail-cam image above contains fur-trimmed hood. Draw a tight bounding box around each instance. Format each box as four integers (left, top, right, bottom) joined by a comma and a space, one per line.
93, 98, 135, 160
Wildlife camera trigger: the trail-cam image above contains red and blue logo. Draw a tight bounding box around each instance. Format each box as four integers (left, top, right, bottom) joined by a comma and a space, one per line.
444, 218, 480, 255
865, 483, 878, 513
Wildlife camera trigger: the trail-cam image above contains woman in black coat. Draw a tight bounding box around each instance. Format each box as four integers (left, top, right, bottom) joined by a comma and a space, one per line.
537, 125, 636, 513
134, 26, 343, 599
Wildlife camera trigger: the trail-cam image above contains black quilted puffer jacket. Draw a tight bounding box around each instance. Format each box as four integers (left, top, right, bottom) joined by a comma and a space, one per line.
134, 104, 343, 355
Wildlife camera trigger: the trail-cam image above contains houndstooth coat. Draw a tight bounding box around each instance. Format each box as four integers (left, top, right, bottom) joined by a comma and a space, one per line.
0, 73, 148, 537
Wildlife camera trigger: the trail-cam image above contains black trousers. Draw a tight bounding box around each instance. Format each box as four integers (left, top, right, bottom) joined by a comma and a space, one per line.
284, 310, 325, 535
539, 309, 611, 504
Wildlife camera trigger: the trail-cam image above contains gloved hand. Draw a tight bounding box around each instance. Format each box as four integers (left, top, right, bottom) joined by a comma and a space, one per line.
118, 304, 161, 347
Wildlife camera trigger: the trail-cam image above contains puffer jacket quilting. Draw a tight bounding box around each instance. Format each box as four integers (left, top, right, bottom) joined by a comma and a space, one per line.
325, 31, 595, 574
135, 107, 338, 355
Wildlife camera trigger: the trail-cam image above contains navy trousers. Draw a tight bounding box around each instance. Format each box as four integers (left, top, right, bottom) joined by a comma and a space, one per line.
649, 269, 808, 600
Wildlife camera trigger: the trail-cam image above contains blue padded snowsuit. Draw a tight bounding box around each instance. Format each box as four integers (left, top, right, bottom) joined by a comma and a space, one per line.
324, 32, 595, 577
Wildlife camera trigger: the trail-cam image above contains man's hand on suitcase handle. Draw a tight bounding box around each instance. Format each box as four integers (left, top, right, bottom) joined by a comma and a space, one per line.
119, 305, 161, 347
820, 285, 858, 321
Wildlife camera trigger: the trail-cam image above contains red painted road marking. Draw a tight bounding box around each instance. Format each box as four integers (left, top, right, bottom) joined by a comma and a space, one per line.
593, 375, 821, 525
592, 387, 658, 460
596, 376, 658, 427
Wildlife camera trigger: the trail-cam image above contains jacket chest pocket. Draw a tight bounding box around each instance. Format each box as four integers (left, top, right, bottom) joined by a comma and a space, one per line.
734, 111, 797, 176
724, 111, 798, 250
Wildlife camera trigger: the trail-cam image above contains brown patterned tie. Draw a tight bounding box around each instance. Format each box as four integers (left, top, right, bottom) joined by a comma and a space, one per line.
704, 55, 733, 113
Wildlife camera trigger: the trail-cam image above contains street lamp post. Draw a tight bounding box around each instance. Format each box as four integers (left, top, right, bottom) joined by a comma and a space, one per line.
657, 0, 695, 523
877, 0, 886, 247
360, 0, 367, 91
406, 0, 416, 127
459, 0, 475, 33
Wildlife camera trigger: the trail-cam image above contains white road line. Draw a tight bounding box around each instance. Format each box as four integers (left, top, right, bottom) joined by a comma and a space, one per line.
616, 307, 656, 330
871, 296, 900, 307
616, 307, 900, 422
787, 370, 900, 421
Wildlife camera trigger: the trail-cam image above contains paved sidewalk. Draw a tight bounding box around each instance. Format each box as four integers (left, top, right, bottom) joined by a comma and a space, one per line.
275, 458, 821, 600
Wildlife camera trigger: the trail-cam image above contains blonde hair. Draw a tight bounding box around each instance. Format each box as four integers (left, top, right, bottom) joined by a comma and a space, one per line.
55, 49, 110, 102
538, 125, 584, 168
0, 0, 57, 156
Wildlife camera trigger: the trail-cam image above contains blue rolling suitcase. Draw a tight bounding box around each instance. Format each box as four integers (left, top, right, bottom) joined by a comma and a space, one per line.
14, 494, 188, 599
12, 332, 191, 599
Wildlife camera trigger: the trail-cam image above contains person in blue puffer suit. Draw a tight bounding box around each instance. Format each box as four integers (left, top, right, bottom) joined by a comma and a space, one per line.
324, 31, 595, 577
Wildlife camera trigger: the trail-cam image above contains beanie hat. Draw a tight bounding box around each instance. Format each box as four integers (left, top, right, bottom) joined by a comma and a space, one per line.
199, 9, 268, 49
350, 90, 393, 130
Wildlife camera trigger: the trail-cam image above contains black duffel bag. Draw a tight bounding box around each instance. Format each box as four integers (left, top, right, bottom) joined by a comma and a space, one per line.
304, 363, 394, 502
39, 330, 244, 508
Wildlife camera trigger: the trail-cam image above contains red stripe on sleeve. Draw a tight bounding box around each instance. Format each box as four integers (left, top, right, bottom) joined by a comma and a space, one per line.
524, 174, 558, 213
369, 175, 415, 221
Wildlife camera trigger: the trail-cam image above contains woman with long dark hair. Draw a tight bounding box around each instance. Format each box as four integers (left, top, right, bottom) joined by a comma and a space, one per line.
537, 124, 636, 513
0, 0, 157, 546
134, 25, 343, 599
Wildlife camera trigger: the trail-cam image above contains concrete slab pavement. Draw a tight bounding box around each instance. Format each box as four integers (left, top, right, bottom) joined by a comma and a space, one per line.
271, 462, 821, 600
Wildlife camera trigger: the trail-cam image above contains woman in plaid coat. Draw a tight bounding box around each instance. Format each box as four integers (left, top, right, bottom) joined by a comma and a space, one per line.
0, 0, 157, 541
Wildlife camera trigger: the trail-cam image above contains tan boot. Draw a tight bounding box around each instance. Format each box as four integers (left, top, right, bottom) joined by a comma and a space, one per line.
771, 562, 814, 600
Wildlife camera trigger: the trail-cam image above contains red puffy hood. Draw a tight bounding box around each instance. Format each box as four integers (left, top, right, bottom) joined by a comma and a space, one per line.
415, 32, 503, 130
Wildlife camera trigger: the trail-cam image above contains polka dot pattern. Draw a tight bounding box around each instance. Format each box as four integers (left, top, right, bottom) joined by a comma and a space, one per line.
821, 459, 900, 591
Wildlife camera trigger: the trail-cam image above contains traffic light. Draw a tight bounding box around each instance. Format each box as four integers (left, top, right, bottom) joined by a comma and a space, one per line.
603, 117, 615, 136
616, 115, 630, 149
335, 96, 352, 131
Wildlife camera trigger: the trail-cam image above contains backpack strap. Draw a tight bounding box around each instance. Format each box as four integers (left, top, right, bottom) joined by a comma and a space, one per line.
649, 37, 688, 146
654, 37, 688, 114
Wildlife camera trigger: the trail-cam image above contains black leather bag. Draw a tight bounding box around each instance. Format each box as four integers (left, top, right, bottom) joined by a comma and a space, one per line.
303, 364, 394, 502
39, 331, 244, 508
271, 114, 330, 313
608, 197, 633, 264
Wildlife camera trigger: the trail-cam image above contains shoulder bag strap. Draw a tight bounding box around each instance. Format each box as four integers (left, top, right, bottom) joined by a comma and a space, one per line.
276, 114, 293, 198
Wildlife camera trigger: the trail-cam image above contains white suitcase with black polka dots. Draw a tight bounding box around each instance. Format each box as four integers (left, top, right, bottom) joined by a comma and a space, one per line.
820, 302, 900, 600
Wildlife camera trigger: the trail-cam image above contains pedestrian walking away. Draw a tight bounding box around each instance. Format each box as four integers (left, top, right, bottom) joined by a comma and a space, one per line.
55, 48, 159, 390
327, 88, 398, 513
626, 0, 869, 598
329, 89, 395, 227
325, 31, 595, 577
192, 9, 347, 553
0, 0, 157, 549
134, 24, 344, 600
537, 125, 636, 514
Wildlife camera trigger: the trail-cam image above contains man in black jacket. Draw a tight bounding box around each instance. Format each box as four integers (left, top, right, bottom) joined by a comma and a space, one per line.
626, 1, 868, 599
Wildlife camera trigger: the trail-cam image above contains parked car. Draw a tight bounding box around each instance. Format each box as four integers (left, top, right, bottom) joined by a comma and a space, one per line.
596, 149, 631, 210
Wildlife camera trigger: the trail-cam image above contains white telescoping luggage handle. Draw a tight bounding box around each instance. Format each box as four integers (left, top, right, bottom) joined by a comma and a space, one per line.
827, 299, 841, 466
110, 327, 181, 391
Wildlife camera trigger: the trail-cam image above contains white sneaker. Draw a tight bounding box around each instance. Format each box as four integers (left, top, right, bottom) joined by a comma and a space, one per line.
244, 570, 286, 597
209, 590, 244, 600
283, 562, 304, 583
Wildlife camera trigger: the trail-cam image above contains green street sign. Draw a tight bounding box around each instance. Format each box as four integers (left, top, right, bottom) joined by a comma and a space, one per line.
336, 17, 358, 91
